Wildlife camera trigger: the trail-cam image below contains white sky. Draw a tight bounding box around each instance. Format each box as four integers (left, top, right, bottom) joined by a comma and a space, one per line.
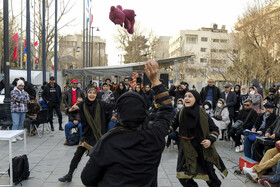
11, 0, 255, 65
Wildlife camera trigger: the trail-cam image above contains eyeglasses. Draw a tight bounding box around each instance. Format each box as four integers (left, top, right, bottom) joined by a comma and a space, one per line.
244, 104, 250, 106
72, 83, 78, 85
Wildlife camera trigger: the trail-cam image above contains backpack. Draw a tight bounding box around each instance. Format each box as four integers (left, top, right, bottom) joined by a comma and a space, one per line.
67, 132, 80, 146
8, 154, 30, 185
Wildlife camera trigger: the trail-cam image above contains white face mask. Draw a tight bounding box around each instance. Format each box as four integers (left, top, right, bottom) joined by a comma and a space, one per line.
217, 103, 222, 108
250, 91, 255, 95
177, 104, 183, 109
204, 105, 209, 110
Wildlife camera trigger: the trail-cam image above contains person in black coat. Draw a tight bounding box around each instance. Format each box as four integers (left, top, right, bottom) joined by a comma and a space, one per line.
58, 87, 116, 183
229, 99, 258, 153
200, 79, 220, 110
113, 81, 126, 101
169, 82, 189, 108
80, 60, 174, 187
234, 85, 241, 122
143, 84, 154, 109
42, 76, 63, 131
220, 83, 237, 139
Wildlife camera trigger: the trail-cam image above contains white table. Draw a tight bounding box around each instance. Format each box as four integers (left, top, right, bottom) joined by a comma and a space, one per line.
0, 130, 26, 186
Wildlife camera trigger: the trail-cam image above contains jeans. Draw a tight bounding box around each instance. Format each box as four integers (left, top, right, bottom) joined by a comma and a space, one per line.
244, 135, 255, 159
64, 122, 82, 140
11, 112, 26, 130
270, 160, 280, 186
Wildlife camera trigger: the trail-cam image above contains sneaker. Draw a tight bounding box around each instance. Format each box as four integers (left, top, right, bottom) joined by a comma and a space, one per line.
63, 141, 68, 145
59, 127, 64, 131
243, 167, 253, 175
11, 138, 17, 143
259, 178, 270, 185
246, 171, 258, 183
58, 174, 72, 182
239, 145, 244, 152
235, 146, 240, 153
16, 136, 23, 141
264, 181, 276, 187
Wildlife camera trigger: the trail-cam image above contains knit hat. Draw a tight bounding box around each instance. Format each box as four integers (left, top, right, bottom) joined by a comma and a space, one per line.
17, 80, 25, 87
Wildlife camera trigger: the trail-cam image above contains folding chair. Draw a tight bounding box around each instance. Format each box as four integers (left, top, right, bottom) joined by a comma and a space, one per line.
32, 109, 53, 138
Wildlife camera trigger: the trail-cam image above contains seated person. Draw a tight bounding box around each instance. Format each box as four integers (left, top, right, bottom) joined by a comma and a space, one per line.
24, 96, 41, 136
64, 97, 83, 145
244, 146, 280, 183
107, 111, 117, 131
254, 115, 280, 162
244, 102, 276, 159
211, 98, 230, 140
258, 159, 280, 187
229, 99, 258, 153
202, 100, 214, 117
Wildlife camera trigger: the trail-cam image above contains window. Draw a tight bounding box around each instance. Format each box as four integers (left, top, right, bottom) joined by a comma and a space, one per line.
220, 39, 228, 43
211, 49, 218, 53
201, 48, 207, 52
201, 37, 208, 42
186, 35, 197, 43
200, 58, 207, 63
219, 49, 227, 53
212, 39, 219, 42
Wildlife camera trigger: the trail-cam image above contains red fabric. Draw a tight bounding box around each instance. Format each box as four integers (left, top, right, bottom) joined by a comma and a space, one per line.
13, 33, 18, 60
72, 89, 77, 106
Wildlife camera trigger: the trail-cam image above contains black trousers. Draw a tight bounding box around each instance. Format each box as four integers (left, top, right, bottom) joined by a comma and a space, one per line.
48, 102, 62, 127
69, 146, 87, 175
229, 128, 243, 147
254, 141, 274, 162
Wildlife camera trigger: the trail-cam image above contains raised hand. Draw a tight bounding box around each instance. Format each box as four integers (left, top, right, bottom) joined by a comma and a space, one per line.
145, 60, 161, 87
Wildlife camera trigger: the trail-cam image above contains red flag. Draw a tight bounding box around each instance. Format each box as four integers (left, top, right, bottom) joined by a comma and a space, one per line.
13, 33, 18, 60
91, 14, 93, 25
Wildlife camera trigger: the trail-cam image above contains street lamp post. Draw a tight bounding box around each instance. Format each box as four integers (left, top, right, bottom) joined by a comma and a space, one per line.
90, 27, 99, 67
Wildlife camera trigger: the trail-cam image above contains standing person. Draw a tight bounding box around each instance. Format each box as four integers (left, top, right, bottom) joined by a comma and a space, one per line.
105, 78, 113, 91
113, 82, 126, 101
19, 77, 36, 99
80, 60, 174, 187
200, 79, 220, 110
169, 82, 189, 108
63, 79, 85, 114
58, 87, 116, 183
171, 90, 227, 187
220, 83, 237, 140
92, 82, 100, 92
64, 82, 71, 92
98, 83, 113, 103
252, 79, 263, 97
42, 76, 63, 131
124, 77, 131, 90
234, 85, 241, 122
10, 80, 30, 143
240, 85, 249, 109
249, 86, 263, 114
143, 84, 154, 109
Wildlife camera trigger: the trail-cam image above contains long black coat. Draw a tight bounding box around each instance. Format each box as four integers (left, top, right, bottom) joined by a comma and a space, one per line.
220, 91, 237, 116
255, 113, 276, 135
81, 85, 173, 187
200, 85, 220, 109
237, 108, 258, 130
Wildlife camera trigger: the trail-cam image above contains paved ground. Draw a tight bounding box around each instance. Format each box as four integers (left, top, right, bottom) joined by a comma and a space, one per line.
0, 115, 271, 187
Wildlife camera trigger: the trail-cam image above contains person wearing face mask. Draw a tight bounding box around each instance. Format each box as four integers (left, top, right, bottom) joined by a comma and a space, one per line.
58, 87, 116, 183
243, 102, 276, 160
212, 98, 230, 140
202, 100, 214, 117
171, 90, 227, 187
249, 86, 263, 114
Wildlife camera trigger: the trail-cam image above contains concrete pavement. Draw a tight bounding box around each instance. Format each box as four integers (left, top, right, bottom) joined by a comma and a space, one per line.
0, 116, 268, 186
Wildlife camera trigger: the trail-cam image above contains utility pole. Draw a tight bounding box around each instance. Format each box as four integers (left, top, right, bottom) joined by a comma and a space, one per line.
83, 0, 85, 89
20, 0, 23, 69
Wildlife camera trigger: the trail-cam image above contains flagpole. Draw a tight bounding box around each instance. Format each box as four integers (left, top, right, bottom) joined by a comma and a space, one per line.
54, 0, 58, 80
89, 8, 91, 68
42, 0, 46, 83
26, 0, 31, 82
20, 0, 23, 69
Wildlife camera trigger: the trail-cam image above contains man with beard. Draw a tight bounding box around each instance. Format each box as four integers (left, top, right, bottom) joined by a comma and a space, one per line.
143, 84, 154, 109
24, 96, 41, 136
169, 82, 189, 108
80, 60, 174, 187
200, 79, 220, 110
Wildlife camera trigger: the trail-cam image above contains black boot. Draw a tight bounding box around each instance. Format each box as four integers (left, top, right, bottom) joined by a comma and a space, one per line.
59, 125, 64, 131
219, 130, 225, 140
50, 124, 54, 131
58, 173, 72, 182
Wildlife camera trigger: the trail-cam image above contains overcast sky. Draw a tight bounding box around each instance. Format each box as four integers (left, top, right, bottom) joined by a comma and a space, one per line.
11, 0, 254, 65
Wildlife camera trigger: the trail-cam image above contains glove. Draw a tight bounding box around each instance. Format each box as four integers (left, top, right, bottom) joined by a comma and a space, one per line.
215, 116, 222, 120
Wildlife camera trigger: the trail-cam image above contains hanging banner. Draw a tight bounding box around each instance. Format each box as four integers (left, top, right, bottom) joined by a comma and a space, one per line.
13, 33, 18, 60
